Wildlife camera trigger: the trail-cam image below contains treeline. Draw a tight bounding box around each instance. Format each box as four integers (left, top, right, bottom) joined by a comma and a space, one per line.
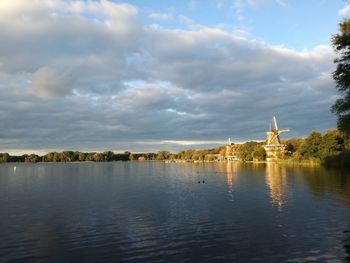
0, 148, 222, 163
283, 130, 350, 166
0, 129, 349, 165
0, 151, 132, 163
154, 148, 221, 161
232, 129, 350, 165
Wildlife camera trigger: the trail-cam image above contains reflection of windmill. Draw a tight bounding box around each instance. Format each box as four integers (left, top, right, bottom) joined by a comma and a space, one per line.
263, 116, 290, 161
266, 163, 289, 212
266, 116, 290, 145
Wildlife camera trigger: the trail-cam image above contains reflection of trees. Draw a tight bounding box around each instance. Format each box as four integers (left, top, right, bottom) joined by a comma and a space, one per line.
302, 167, 350, 206
265, 163, 290, 211
344, 230, 350, 262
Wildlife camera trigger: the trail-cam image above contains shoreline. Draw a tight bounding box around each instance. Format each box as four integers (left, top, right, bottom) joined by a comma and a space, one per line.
0, 159, 321, 166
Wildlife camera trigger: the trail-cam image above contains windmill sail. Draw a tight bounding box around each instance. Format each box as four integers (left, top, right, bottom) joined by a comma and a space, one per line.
272, 116, 278, 131
266, 116, 289, 145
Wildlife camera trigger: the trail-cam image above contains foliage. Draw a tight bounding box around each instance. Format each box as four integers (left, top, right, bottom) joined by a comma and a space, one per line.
24, 154, 41, 163
156, 151, 171, 160
285, 130, 347, 165
285, 138, 304, 156
0, 130, 348, 165
236, 141, 261, 162
300, 131, 323, 159
252, 145, 266, 161
318, 130, 345, 161
332, 19, 350, 135
0, 153, 10, 163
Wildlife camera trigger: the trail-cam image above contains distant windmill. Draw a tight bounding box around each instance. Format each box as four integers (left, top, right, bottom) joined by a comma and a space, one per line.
266, 116, 290, 145
225, 137, 237, 161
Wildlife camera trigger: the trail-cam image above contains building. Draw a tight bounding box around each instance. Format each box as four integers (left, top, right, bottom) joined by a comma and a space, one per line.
263, 116, 290, 161
225, 138, 239, 161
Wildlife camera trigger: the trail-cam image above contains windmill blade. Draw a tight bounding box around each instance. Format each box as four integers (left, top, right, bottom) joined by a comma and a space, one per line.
279, 129, 290, 133
272, 116, 278, 131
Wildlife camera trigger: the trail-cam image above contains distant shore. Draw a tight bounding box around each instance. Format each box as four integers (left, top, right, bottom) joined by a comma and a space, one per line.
1, 129, 349, 167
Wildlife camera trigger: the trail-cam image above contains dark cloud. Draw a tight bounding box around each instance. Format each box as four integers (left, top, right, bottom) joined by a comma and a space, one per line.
0, 0, 338, 153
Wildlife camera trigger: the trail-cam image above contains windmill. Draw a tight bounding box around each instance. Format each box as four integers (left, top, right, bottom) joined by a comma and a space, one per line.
225, 137, 237, 161
263, 116, 290, 161
266, 116, 290, 145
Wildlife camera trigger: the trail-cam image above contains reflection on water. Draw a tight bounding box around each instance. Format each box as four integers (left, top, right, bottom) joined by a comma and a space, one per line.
265, 163, 290, 211
1, 162, 350, 262
225, 162, 238, 202
302, 166, 350, 206
344, 230, 350, 262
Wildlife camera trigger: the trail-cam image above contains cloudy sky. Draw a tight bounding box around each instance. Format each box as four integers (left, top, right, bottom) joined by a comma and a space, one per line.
0, 0, 349, 154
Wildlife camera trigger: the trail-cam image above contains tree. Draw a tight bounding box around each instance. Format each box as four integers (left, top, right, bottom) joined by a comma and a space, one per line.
156, 151, 171, 160
285, 138, 304, 154
319, 129, 345, 161
103, 151, 114, 161
300, 131, 322, 159
237, 141, 260, 162
25, 154, 41, 163
218, 147, 227, 157
252, 145, 266, 161
78, 152, 87, 161
332, 19, 350, 135
0, 153, 10, 163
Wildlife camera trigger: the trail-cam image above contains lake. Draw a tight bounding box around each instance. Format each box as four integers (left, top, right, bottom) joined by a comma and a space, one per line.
1, 162, 350, 262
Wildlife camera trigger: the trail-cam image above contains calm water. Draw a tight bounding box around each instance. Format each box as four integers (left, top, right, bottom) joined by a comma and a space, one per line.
1, 162, 350, 262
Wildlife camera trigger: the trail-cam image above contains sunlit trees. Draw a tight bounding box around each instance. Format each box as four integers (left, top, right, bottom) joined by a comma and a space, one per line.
237, 141, 261, 162
319, 130, 345, 161
285, 138, 304, 156
78, 152, 87, 161
24, 154, 41, 163
0, 153, 10, 163
252, 145, 266, 161
156, 151, 171, 160
297, 130, 345, 163
0, 129, 348, 165
300, 132, 323, 160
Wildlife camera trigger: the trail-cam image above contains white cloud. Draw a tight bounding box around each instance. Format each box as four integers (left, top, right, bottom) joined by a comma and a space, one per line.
179, 15, 195, 25
0, 0, 337, 152
339, 4, 350, 17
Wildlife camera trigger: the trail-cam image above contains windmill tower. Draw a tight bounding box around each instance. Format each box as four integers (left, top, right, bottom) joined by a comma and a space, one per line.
225, 138, 237, 161
263, 116, 290, 161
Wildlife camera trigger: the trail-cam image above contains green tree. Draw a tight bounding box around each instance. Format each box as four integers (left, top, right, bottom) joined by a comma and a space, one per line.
332, 19, 350, 134
156, 151, 171, 160
285, 138, 304, 154
78, 152, 87, 161
103, 151, 114, 161
25, 154, 41, 163
129, 153, 138, 161
300, 131, 323, 159
237, 141, 260, 162
319, 130, 345, 161
252, 145, 266, 161
92, 153, 105, 162
0, 153, 10, 163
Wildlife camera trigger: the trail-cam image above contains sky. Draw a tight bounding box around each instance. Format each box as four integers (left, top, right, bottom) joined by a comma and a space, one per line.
0, 0, 349, 154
